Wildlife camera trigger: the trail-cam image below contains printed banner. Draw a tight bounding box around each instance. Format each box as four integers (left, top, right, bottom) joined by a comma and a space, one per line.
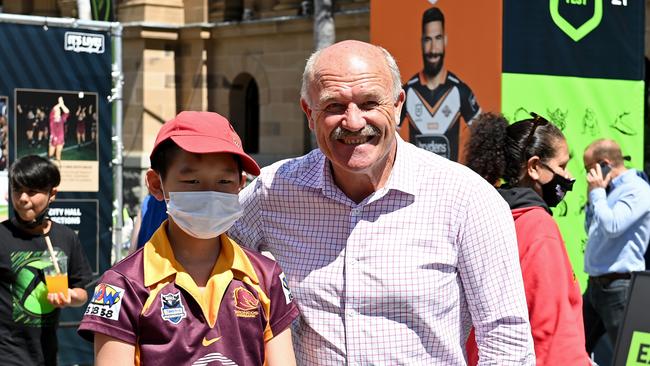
0, 22, 114, 364
371, 0, 503, 162
502, 0, 645, 288
373, 0, 645, 292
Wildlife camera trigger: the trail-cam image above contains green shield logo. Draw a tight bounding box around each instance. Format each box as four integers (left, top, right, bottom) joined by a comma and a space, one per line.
549, 0, 603, 42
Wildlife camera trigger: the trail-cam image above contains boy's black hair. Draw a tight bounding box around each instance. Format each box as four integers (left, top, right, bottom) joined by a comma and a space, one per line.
150, 139, 182, 180
150, 139, 244, 180
9, 155, 60, 192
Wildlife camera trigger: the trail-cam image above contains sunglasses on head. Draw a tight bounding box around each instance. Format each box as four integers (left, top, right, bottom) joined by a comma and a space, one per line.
521, 112, 550, 164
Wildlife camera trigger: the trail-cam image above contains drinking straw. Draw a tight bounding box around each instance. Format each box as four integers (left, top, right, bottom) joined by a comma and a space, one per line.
44, 236, 61, 274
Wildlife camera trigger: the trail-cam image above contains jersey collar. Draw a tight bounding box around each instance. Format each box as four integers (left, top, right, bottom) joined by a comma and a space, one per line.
143, 221, 260, 288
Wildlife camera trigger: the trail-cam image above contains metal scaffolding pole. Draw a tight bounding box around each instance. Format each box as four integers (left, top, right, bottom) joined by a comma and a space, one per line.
111, 24, 124, 263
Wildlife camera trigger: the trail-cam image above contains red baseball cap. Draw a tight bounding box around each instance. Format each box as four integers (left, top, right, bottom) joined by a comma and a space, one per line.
151, 111, 260, 176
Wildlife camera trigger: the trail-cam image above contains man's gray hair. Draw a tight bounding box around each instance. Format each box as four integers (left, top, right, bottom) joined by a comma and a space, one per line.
300, 44, 402, 105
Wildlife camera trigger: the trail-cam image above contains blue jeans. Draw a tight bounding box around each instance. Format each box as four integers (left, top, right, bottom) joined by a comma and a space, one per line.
583, 278, 631, 354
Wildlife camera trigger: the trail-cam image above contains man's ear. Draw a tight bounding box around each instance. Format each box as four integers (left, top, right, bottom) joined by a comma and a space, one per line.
145, 169, 165, 201
394, 89, 405, 122
301, 98, 315, 131
48, 187, 58, 203
526, 156, 542, 181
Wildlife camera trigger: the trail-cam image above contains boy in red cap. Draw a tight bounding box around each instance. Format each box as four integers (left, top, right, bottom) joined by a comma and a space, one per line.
78, 111, 299, 365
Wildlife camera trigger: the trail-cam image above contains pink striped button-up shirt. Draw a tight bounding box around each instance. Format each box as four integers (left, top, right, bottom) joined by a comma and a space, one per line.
229, 136, 535, 365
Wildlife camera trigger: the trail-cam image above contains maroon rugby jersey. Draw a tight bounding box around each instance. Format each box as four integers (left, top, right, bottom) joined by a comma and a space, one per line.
78, 222, 299, 365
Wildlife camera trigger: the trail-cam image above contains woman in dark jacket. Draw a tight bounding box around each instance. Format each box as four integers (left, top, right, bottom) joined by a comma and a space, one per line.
464, 112, 590, 366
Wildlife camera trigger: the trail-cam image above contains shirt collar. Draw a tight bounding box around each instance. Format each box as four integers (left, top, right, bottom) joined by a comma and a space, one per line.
144, 221, 259, 287
297, 135, 417, 199
383, 135, 418, 196
610, 169, 636, 190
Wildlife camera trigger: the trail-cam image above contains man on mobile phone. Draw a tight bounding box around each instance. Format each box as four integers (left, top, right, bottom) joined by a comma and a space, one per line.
582, 139, 650, 353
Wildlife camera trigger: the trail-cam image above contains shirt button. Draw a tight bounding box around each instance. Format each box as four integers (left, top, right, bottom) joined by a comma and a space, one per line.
346, 309, 355, 318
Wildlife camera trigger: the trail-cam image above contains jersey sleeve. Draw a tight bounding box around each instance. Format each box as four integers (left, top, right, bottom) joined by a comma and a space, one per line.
77, 269, 144, 345
67, 231, 92, 289
458, 82, 481, 124
264, 263, 299, 341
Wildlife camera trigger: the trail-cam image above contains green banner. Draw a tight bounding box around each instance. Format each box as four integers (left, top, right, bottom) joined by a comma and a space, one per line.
502, 72, 644, 288
626, 331, 650, 366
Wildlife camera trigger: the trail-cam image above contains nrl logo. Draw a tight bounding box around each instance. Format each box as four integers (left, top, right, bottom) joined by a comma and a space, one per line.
160, 292, 187, 325
64, 31, 105, 54
549, 0, 603, 42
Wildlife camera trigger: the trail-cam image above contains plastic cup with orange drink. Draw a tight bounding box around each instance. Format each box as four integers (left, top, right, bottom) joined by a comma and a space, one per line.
43, 254, 68, 295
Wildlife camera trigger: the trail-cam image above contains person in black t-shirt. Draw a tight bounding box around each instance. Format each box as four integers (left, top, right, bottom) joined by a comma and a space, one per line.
400, 6, 481, 162
0, 155, 92, 366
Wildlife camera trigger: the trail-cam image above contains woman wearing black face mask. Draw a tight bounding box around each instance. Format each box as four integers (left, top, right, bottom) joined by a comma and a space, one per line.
463, 112, 590, 366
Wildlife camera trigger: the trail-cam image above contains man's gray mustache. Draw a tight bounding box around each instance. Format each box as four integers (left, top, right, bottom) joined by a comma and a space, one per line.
330, 125, 381, 139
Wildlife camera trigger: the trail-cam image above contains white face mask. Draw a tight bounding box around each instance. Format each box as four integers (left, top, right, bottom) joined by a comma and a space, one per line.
164, 190, 243, 239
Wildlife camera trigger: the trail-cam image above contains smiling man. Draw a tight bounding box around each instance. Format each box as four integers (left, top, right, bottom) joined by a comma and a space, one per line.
229, 40, 534, 365
399, 6, 481, 162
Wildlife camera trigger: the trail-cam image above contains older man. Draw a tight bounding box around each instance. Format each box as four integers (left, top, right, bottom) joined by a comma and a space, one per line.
229, 40, 534, 365
583, 139, 650, 353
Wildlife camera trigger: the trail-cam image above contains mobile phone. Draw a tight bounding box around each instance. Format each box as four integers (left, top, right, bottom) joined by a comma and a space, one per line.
599, 161, 611, 178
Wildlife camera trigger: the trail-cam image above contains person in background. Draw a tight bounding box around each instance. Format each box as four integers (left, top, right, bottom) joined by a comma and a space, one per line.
582, 139, 650, 354
131, 193, 167, 251
229, 40, 534, 365
48, 97, 69, 162
464, 112, 590, 365
0, 155, 92, 365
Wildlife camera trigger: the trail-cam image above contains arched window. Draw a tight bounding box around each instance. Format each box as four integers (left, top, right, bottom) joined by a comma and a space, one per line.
229, 73, 259, 153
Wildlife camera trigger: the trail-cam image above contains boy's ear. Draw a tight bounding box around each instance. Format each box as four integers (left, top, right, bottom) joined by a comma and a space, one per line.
239, 171, 248, 191
48, 187, 58, 203
145, 169, 165, 201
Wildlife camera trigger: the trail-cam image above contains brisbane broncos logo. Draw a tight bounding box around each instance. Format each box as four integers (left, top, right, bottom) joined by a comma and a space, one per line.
233, 287, 259, 318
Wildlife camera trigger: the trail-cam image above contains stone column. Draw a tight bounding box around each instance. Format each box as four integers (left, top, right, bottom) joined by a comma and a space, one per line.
178, 27, 210, 112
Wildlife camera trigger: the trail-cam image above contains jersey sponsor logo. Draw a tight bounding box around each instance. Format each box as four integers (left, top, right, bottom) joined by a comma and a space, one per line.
201, 336, 223, 347
233, 287, 259, 318
414, 134, 451, 159
191, 352, 239, 366
85, 283, 124, 321
279, 272, 293, 304
160, 292, 187, 325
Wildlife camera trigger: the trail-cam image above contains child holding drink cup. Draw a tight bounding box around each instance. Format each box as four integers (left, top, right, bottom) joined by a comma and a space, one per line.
0, 155, 92, 366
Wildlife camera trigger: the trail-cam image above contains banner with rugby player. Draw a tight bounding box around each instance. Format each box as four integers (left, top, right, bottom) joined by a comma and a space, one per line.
371, 0, 645, 292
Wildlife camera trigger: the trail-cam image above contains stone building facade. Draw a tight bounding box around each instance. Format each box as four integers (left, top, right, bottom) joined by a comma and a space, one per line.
4, 0, 650, 210
3, 0, 370, 210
